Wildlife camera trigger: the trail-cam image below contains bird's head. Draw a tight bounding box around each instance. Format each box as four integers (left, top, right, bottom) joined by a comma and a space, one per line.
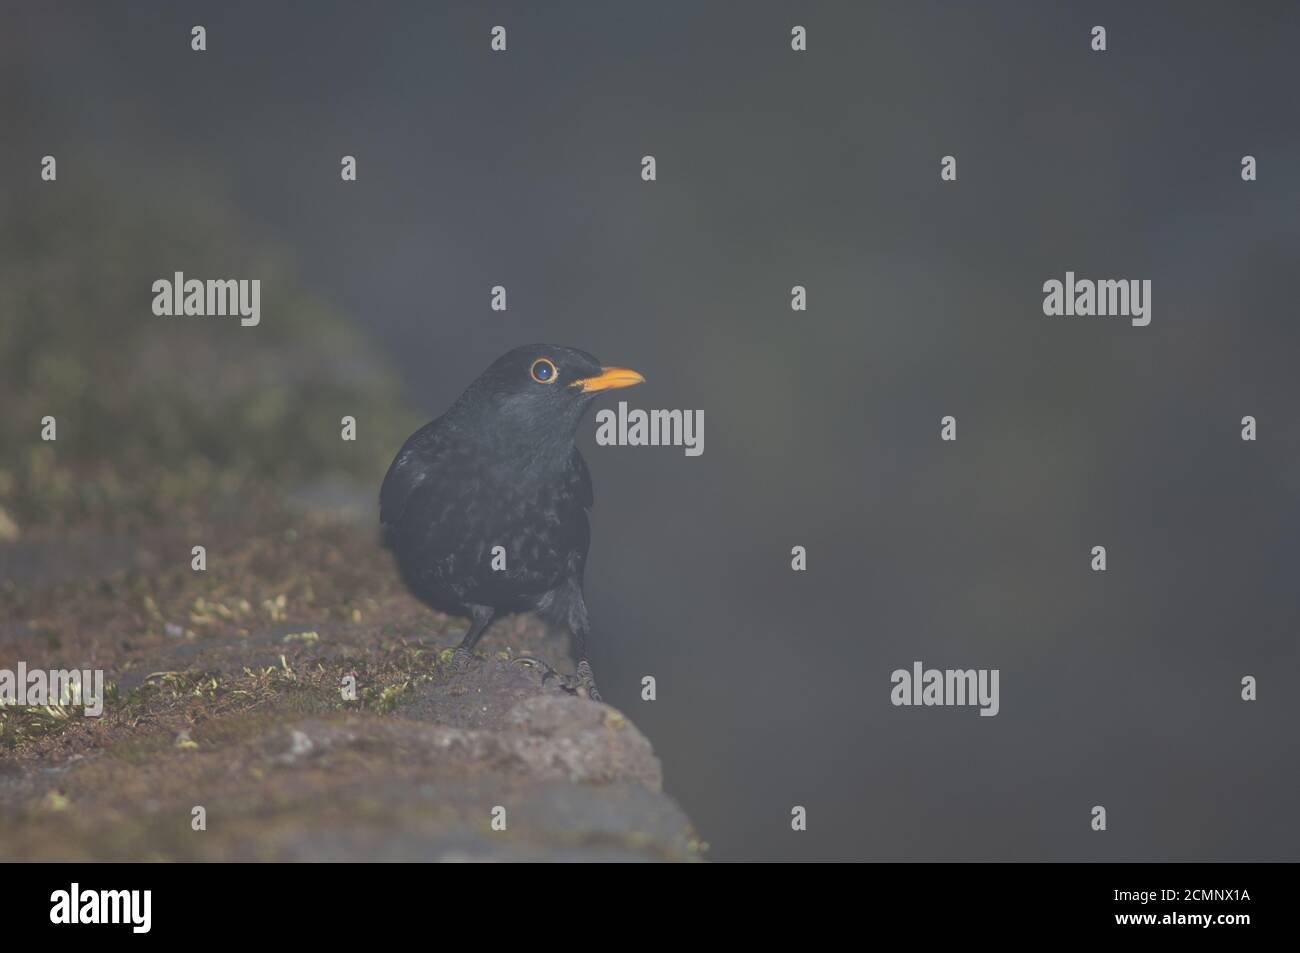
457, 344, 645, 455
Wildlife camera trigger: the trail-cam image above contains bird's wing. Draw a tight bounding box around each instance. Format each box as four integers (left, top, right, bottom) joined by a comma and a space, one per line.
379, 421, 443, 528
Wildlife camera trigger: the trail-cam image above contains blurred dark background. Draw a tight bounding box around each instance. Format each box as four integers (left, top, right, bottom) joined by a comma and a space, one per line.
2, 1, 1297, 860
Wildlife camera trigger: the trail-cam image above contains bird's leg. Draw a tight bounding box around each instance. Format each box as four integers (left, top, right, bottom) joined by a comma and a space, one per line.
576, 660, 601, 702
449, 606, 495, 673
541, 581, 602, 700
572, 625, 602, 702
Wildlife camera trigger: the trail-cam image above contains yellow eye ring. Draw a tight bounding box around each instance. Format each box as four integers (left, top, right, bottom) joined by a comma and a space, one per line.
530, 358, 558, 384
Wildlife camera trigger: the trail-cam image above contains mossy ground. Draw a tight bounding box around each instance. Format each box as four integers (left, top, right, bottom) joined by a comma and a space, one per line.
0, 488, 699, 861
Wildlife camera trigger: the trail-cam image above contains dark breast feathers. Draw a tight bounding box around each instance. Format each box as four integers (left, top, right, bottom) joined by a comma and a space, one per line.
380, 419, 593, 616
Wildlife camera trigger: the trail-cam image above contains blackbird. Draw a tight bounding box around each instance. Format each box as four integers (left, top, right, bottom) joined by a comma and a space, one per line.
380, 344, 644, 701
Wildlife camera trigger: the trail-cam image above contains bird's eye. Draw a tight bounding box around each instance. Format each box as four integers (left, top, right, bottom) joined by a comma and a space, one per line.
530, 358, 557, 384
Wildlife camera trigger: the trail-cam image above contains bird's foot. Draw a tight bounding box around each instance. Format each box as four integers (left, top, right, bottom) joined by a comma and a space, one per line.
514, 655, 578, 694
512, 654, 560, 682
576, 659, 602, 703
515, 655, 602, 702
448, 646, 478, 674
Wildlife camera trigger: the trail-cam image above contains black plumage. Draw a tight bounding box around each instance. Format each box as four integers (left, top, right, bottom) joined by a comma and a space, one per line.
380, 344, 644, 700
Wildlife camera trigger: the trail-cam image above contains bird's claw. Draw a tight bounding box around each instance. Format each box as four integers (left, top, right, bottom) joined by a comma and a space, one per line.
515, 655, 575, 695
515, 655, 601, 701
512, 654, 560, 680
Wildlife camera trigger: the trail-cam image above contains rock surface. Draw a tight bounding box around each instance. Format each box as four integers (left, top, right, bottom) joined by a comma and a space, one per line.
0, 502, 701, 862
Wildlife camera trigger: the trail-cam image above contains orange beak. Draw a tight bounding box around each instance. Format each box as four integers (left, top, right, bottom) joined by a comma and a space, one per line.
570, 366, 645, 393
